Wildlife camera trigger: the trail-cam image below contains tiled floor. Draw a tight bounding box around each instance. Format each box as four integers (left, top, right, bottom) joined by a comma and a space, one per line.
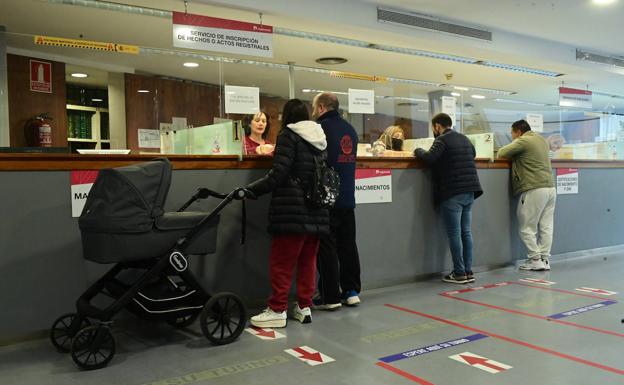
1, 254, 622, 385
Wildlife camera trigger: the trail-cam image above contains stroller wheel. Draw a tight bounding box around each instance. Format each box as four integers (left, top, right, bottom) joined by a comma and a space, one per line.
50, 313, 91, 353
200, 292, 247, 345
70, 325, 116, 370
166, 313, 199, 328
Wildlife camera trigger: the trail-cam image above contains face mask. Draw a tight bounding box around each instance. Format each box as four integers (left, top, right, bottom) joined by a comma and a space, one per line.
391, 138, 403, 151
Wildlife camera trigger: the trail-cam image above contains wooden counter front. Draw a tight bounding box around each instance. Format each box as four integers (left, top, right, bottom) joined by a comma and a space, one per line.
1, 153, 624, 171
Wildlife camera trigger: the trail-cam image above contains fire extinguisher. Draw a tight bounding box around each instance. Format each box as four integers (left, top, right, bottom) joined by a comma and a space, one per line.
24, 113, 53, 147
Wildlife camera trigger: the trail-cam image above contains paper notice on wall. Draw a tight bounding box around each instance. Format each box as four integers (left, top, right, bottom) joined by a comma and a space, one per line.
71, 170, 99, 217
172, 12, 273, 57
556, 168, 578, 194
355, 169, 392, 204
441, 96, 457, 127
138, 129, 161, 148
225, 85, 260, 114
526, 113, 544, 133
348, 89, 375, 114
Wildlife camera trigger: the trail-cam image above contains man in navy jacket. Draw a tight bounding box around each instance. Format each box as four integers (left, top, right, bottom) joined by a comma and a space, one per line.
415, 113, 483, 284
312, 92, 361, 308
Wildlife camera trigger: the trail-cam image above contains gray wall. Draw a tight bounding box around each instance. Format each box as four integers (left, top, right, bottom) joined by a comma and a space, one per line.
1, 167, 622, 341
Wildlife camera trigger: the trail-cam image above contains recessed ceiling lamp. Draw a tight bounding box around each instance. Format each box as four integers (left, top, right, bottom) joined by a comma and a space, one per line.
592, 0, 617, 5
91, 98, 103, 102
471, 94, 486, 99
451, 92, 461, 97
183, 62, 199, 68
71, 73, 88, 78
454, 86, 469, 91
315, 57, 348, 65
137, 89, 150, 93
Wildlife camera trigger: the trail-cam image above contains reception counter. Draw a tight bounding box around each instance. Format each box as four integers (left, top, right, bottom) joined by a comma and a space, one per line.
1, 154, 623, 343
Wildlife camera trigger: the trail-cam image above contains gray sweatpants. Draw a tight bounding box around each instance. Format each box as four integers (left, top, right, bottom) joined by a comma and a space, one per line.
517, 187, 557, 260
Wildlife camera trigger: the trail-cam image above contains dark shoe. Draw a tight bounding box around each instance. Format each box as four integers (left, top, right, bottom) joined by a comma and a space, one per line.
312, 298, 342, 311
466, 272, 475, 283
443, 272, 468, 284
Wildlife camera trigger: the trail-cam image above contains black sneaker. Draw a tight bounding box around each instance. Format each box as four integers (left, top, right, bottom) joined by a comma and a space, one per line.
466, 272, 475, 283
443, 272, 468, 284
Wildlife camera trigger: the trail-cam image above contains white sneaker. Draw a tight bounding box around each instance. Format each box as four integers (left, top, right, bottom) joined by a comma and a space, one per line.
342, 290, 361, 306
292, 303, 312, 324
250, 308, 287, 328
542, 258, 551, 271
519, 258, 546, 271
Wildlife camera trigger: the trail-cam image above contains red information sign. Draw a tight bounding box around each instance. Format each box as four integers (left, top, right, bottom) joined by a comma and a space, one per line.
30, 60, 52, 93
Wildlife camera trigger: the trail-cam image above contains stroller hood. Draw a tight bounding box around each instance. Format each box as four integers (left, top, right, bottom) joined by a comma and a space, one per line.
79, 158, 172, 233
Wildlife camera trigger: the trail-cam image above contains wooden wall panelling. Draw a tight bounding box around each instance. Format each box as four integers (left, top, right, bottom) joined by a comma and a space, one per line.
7, 54, 67, 147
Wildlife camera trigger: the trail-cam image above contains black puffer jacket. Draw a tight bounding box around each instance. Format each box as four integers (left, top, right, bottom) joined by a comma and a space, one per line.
247, 121, 330, 235
415, 129, 483, 206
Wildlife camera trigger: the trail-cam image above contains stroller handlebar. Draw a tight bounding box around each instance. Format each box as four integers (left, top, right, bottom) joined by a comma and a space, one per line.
177, 187, 255, 212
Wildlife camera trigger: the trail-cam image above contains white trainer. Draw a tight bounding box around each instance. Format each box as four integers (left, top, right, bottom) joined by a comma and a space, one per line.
250, 308, 287, 328
292, 303, 312, 324
519, 258, 546, 271
542, 258, 551, 271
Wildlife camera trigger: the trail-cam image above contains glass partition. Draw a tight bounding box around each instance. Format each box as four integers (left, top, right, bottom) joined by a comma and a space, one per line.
2, 1, 623, 160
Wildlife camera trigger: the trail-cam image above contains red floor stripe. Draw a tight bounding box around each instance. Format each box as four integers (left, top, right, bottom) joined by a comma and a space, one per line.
440, 293, 624, 338
376, 362, 435, 384
510, 281, 614, 300
385, 303, 624, 376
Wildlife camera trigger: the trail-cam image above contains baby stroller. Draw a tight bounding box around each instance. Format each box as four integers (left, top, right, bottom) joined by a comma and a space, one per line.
50, 158, 251, 370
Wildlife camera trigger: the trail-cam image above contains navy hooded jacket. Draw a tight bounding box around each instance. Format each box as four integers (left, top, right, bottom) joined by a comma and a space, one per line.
317, 110, 358, 209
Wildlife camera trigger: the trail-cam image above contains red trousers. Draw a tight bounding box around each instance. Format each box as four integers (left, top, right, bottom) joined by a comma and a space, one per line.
267, 234, 319, 312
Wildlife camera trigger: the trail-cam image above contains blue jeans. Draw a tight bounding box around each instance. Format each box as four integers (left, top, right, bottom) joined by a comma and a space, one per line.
439, 193, 475, 276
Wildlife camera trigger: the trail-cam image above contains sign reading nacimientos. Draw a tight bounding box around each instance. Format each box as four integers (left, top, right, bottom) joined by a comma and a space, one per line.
172, 12, 273, 57
34, 35, 139, 54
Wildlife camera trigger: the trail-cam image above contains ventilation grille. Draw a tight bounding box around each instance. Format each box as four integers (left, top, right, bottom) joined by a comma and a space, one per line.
577, 49, 624, 68
377, 8, 492, 41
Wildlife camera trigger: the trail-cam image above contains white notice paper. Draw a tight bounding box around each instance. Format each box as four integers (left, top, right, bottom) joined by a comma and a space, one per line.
526, 113, 544, 133
138, 129, 161, 148
348, 89, 375, 114
441, 96, 457, 127
224, 85, 260, 114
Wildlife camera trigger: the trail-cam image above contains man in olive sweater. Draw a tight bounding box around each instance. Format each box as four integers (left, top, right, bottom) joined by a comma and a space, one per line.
498, 119, 556, 271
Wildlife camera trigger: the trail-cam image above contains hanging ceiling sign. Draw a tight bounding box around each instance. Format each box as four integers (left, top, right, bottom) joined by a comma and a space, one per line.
559, 87, 592, 109
172, 12, 273, 57
34, 35, 139, 54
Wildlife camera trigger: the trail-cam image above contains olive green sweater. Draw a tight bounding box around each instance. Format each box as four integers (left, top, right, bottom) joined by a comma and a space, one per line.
497, 131, 554, 196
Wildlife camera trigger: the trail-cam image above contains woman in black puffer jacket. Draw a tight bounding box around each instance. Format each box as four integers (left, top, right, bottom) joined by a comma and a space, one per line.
246, 99, 329, 328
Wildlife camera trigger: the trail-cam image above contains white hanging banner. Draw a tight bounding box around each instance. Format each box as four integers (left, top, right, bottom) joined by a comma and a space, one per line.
348, 89, 375, 114
559, 87, 592, 109
172, 12, 273, 58
526, 113, 544, 133
224, 85, 260, 114
441, 96, 457, 127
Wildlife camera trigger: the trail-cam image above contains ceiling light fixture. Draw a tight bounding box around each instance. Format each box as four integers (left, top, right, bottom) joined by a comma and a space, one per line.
454, 86, 469, 91
451, 92, 461, 97
71, 73, 88, 78
592, 0, 617, 5
183, 62, 199, 68
91, 98, 103, 102
315, 57, 348, 65
471, 94, 486, 99
137, 89, 150, 93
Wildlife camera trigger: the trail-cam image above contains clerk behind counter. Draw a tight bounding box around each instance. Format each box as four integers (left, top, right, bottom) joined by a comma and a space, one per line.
371, 125, 413, 157
243, 111, 275, 155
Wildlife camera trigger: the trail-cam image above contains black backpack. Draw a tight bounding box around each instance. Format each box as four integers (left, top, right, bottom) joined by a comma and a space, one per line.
294, 149, 340, 209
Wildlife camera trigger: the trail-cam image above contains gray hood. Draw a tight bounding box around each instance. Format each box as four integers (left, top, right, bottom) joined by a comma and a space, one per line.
287, 120, 327, 151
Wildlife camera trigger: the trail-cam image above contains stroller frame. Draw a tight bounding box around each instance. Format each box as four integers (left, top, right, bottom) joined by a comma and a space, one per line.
51, 182, 250, 370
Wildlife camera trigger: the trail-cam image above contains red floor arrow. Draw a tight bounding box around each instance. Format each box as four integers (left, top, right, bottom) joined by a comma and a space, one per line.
293, 347, 323, 362
251, 326, 276, 339
461, 355, 508, 372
